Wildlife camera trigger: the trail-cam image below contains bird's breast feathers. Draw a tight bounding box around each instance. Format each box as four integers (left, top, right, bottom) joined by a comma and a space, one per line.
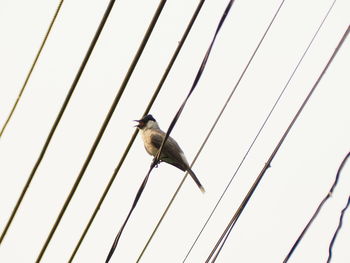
141, 129, 160, 156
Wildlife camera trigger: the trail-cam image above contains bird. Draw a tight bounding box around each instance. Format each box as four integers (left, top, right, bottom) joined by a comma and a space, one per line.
134, 114, 205, 193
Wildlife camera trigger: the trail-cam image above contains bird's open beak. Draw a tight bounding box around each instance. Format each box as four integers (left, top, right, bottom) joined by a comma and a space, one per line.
133, 119, 143, 128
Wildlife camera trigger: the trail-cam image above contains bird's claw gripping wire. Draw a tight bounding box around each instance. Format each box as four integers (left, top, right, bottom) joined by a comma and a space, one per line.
151, 158, 161, 168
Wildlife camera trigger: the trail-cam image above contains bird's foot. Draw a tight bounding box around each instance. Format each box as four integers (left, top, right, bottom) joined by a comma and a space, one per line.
152, 158, 161, 168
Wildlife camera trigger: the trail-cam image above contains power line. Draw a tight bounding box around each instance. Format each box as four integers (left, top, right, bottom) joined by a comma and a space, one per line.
328, 194, 350, 263
207, 24, 350, 263
0, 0, 64, 138
0, 0, 114, 245
105, 164, 153, 262
105, 1, 235, 261
155, 0, 234, 166
35, 1, 168, 262
284, 151, 350, 263
184, 0, 337, 260
68, 1, 206, 261
137, 0, 288, 261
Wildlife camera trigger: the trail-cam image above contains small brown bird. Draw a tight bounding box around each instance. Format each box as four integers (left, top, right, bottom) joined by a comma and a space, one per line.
135, 114, 205, 193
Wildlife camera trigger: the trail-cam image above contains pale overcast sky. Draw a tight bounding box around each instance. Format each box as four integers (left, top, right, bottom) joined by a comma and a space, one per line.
0, 0, 349, 262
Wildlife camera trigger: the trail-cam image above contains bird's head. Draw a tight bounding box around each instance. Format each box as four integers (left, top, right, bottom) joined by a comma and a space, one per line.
134, 114, 158, 130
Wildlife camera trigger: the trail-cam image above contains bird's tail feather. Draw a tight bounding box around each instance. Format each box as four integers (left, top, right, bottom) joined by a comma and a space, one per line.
187, 168, 205, 193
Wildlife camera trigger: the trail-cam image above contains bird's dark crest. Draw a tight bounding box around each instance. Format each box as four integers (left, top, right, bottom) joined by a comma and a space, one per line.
140, 114, 156, 123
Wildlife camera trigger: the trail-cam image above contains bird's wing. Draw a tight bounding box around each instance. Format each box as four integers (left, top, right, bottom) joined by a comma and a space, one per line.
150, 131, 188, 171
149, 130, 163, 149
150, 131, 204, 192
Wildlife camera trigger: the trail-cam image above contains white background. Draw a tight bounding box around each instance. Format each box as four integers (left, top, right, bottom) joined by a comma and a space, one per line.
0, 0, 349, 262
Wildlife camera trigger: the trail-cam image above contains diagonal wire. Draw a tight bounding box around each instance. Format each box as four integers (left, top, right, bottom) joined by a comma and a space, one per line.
208, 24, 350, 263
210, 24, 349, 263
105, 166, 153, 263
105, 1, 235, 261
0, 0, 114, 245
68, 0, 206, 261
328, 194, 350, 263
137, 0, 287, 261
186, 0, 338, 261
283, 152, 350, 263
35, 1, 168, 262
155, 0, 234, 163
0, 0, 64, 139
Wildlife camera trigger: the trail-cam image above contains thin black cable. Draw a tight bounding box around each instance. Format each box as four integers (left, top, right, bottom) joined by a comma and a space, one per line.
328, 194, 350, 263
0, 0, 65, 138
210, 219, 231, 263
283, 152, 350, 263
0, 0, 115, 245
105, 167, 153, 263
156, 0, 234, 163
35, 1, 168, 262
184, 0, 337, 260
183, 0, 289, 260
105, 1, 234, 262
207, 24, 350, 263
68, 1, 206, 261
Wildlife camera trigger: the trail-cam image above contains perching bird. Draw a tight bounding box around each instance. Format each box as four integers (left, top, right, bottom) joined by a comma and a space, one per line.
135, 114, 205, 193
